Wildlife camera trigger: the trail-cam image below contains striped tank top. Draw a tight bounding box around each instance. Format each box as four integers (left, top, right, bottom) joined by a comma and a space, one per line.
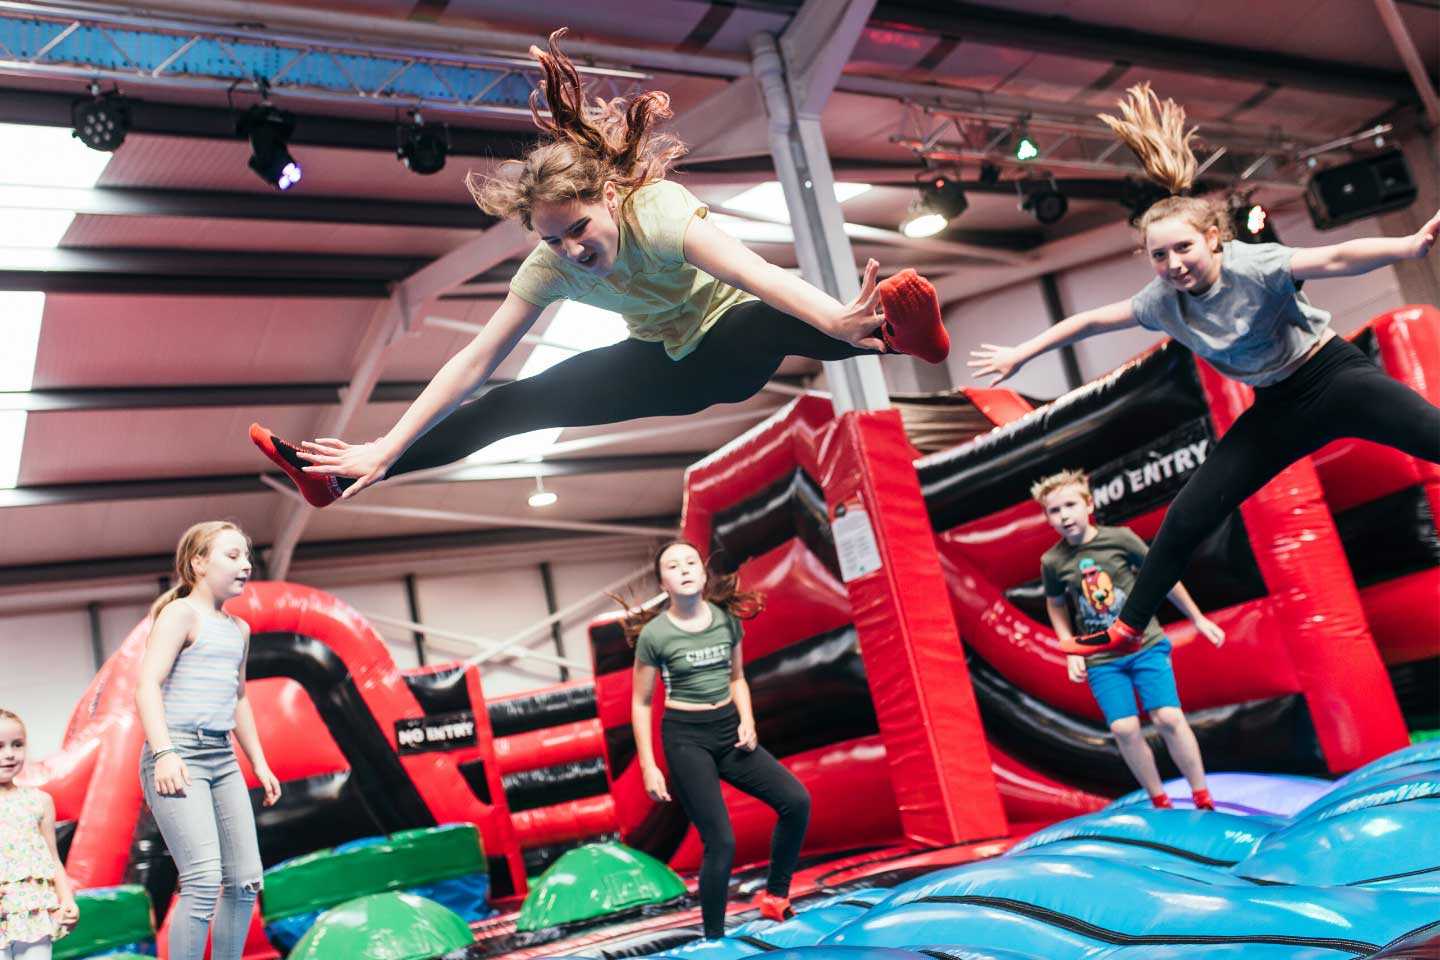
161, 613, 245, 731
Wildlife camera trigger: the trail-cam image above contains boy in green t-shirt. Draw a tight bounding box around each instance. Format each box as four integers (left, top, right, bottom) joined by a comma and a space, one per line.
1034, 469, 1225, 810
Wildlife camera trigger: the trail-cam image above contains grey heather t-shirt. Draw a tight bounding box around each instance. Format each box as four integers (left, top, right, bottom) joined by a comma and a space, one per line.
1130, 241, 1331, 387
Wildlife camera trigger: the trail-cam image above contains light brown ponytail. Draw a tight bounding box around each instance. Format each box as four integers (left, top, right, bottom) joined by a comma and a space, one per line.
1099, 82, 1232, 245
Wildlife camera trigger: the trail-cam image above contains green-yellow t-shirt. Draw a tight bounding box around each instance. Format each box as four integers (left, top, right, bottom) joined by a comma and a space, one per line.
508, 180, 756, 360
635, 602, 740, 704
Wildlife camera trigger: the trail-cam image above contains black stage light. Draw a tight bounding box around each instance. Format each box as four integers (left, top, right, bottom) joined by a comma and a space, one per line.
238, 104, 302, 190
397, 115, 449, 175
71, 87, 129, 152
1021, 181, 1068, 225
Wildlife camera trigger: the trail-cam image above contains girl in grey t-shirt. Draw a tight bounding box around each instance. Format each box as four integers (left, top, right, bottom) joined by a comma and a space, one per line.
970, 82, 1440, 652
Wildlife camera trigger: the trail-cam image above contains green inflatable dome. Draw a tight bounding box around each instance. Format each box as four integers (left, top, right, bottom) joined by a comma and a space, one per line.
517, 841, 686, 932
288, 892, 473, 960
53, 885, 153, 960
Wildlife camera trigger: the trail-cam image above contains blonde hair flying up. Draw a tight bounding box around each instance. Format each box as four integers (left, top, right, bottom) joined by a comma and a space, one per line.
1098, 82, 1231, 245
467, 28, 688, 230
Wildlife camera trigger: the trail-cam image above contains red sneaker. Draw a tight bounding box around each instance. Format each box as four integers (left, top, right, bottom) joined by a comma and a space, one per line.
1059, 620, 1144, 657
1191, 788, 1215, 811
877, 268, 950, 364
1150, 792, 1174, 809
751, 891, 794, 923
249, 423, 342, 508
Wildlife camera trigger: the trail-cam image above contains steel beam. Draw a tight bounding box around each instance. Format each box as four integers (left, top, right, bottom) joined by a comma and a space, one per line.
0, 513, 680, 587
0, 453, 703, 508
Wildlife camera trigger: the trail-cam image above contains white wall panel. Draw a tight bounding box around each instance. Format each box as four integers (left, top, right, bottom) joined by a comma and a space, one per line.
0, 611, 95, 757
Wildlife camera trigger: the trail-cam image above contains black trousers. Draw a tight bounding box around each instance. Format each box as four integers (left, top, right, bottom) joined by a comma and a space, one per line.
387, 300, 870, 477
1117, 335, 1440, 631
661, 703, 810, 939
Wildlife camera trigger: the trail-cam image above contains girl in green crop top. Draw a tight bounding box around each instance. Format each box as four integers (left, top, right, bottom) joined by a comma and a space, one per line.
620, 540, 809, 937
252, 29, 947, 508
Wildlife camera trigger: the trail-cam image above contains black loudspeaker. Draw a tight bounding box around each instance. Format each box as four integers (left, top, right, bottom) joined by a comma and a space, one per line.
1305, 150, 1418, 229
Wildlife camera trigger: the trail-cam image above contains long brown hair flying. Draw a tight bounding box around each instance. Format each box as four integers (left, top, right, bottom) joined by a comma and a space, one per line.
467, 28, 688, 230
611, 540, 765, 646
1098, 82, 1231, 247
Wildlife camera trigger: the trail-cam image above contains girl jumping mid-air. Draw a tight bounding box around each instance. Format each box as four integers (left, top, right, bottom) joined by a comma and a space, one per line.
252, 28, 947, 505
624, 540, 809, 938
971, 83, 1440, 653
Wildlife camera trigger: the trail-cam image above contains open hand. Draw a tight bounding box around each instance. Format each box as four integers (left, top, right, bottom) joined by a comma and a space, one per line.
967, 343, 1027, 385
830, 259, 887, 352
1409, 208, 1440, 259
299, 438, 396, 500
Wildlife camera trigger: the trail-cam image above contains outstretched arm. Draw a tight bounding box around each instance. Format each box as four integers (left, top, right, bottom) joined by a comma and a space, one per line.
299, 291, 547, 496
1289, 208, 1440, 281
683, 214, 886, 351
969, 298, 1137, 385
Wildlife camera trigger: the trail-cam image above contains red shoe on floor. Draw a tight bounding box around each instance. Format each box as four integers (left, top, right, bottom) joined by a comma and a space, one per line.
249, 422, 342, 508
1150, 792, 1174, 809
1191, 788, 1215, 811
877, 268, 950, 364
752, 891, 794, 923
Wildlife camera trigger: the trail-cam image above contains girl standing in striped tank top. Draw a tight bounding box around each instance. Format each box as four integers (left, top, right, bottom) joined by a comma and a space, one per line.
135, 522, 281, 960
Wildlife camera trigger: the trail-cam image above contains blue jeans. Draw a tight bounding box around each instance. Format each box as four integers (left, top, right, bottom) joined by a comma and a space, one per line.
1086, 637, 1182, 726
140, 729, 262, 960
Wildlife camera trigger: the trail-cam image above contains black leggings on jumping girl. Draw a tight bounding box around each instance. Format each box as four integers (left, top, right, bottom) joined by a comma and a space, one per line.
384, 300, 871, 477
661, 703, 810, 939
1116, 335, 1440, 632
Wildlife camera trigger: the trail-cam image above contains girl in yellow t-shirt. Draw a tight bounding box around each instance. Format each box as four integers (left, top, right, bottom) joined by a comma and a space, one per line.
251, 29, 947, 506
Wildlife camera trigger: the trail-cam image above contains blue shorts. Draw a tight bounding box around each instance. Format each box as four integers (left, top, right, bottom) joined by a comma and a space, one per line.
1086, 636, 1181, 726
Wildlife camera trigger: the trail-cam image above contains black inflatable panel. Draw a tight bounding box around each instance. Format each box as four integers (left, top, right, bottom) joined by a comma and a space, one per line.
488, 683, 597, 738
1334, 484, 1440, 589
966, 651, 1326, 791
709, 468, 839, 578
918, 341, 1212, 530
502, 757, 609, 812
247, 631, 436, 832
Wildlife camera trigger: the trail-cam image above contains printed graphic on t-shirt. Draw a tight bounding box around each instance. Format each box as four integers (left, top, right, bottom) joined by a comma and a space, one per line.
684, 643, 731, 668
1075, 556, 1126, 632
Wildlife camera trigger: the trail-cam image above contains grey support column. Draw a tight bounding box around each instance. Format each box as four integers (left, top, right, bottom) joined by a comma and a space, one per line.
749, 0, 888, 414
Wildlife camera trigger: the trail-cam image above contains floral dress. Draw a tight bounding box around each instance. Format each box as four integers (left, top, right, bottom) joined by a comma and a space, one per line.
0, 786, 64, 947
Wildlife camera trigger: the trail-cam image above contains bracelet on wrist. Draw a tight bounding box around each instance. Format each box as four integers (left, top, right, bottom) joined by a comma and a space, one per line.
152, 747, 176, 760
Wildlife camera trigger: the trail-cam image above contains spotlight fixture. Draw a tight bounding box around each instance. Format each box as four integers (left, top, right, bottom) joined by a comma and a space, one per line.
528, 475, 557, 508
1019, 177, 1068, 226
71, 83, 129, 152
1014, 129, 1040, 162
1229, 192, 1278, 243
397, 112, 449, 175
901, 173, 968, 239
238, 103, 302, 191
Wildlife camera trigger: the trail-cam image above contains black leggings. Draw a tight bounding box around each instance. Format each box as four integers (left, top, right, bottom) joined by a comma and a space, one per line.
1117, 335, 1440, 631
387, 300, 870, 476
661, 703, 811, 939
